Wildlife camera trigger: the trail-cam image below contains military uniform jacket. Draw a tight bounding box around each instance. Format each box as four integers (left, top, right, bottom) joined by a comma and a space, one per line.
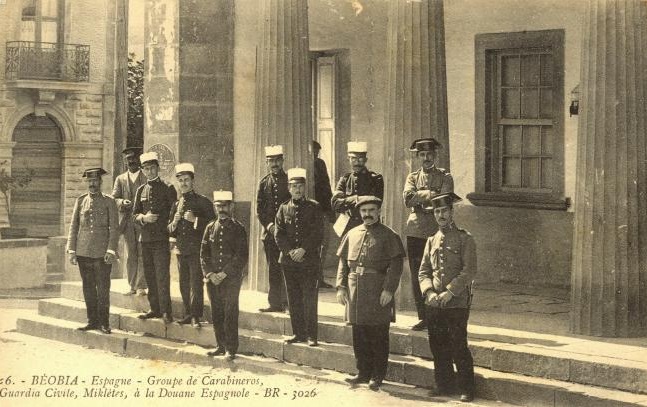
331, 168, 384, 236
274, 198, 324, 269
336, 222, 405, 325
418, 223, 476, 309
200, 217, 248, 283
132, 177, 177, 243
169, 191, 215, 256
256, 170, 290, 241
314, 157, 333, 214
66, 193, 119, 259
111, 170, 147, 234
403, 166, 454, 238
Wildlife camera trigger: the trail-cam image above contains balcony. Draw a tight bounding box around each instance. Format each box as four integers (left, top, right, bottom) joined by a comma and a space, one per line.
5, 41, 90, 83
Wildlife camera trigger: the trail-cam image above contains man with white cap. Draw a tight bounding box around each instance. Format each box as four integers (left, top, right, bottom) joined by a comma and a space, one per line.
256, 145, 290, 312
67, 168, 119, 334
274, 168, 324, 346
132, 151, 178, 323
168, 163, 215, 328
111, 146, 147, 296
404, 138, 454, 331
201, 191, 248, 361
419, 192, 476, 402
332, 141, 384, 237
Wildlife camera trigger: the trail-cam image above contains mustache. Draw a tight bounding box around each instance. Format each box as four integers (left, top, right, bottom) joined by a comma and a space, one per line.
362, 215, 374, 220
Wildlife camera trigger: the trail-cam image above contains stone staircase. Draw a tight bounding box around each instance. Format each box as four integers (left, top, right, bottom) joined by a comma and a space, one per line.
16, 280, 647, 407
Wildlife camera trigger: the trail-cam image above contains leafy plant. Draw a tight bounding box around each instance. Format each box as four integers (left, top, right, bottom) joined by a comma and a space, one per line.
127, 54, 144, 148
0, 160, 34, 225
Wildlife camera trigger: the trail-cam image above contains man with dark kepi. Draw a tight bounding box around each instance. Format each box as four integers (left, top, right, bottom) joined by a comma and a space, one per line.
332, 141, 384, 237
132, 151, 177, 323
274, 168, 324, 346
256, 145, 290, 312
111, 146, 147, 296
336, 196, 405, 391
67, 168, 119, 334
403, 138, 454, 331
169, 163, 215, 328
419, 192, 476, 403
201, 190, 248, 361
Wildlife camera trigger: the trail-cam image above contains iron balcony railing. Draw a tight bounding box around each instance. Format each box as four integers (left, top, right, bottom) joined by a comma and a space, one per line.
5, 41, 90, 82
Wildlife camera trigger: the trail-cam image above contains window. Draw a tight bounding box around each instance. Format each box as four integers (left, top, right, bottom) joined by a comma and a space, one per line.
469, 30, 568, 210
20, 0, 63, 43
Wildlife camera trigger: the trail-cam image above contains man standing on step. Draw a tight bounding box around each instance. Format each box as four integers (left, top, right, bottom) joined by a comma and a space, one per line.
331, 141, 384, 238
67, 168, 119, 334
419, 192, 476, 402
312, 140, 335, 289
403, 138, 454, 332
133, 152, 177, 323
111, 146, 147, 296
201, 191, 248, 361
336, 196, 405, 391
275, 168, 324, 347
256, 145, 290, 313
169, 163, 215, 328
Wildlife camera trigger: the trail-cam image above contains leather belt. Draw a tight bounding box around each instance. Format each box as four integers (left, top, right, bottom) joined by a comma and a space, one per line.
352, 266, 380, 275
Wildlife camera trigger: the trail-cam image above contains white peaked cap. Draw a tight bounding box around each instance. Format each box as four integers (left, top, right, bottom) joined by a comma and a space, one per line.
287, 167, 307, 182
175, 163, 195, 175
213, 191, 233, 201
139, 151, 159, 164
265, 145, 284, 157
347, 141, 368, 153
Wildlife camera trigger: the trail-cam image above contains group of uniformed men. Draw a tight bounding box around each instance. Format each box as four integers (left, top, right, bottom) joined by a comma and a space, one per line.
66, 137, 476, 401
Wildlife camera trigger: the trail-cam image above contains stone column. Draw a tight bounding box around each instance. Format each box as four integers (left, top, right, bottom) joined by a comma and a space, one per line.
247, 0, 313, 292
571, 0, 647, 337
382, 0, 449, 310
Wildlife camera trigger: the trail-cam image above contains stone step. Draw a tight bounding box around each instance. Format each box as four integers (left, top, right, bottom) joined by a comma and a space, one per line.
45, 272, 64, 282
58, 281, 647, 395
15, 313, 515, 407
27, 297, 647, 407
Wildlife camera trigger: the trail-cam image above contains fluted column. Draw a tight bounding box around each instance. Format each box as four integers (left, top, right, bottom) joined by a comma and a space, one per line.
247, 0, 313, 292
383, 0, 449, 310
571, 0, 647, 337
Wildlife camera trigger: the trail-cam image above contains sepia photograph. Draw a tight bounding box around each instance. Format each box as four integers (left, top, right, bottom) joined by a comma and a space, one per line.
0, 0, 646, 405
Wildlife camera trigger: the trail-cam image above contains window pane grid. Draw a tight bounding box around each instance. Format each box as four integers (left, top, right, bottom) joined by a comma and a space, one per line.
499, 124, 553, 191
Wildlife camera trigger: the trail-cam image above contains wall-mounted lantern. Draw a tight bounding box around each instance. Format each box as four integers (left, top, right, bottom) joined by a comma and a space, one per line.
569, 85, 579, 117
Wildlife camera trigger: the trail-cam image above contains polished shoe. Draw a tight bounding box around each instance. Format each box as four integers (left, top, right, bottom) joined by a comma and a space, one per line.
368, 379, 382, 391
99, 326, 112, 334
411, 320, 427, 331
162, 313, 174, 323
77, 323, 98, 331
319, 281, 333, 289
207, 347, 226, 357
307, 338, 318, 347
124, 289, 137, 296
225, 352, 236, 361
344, 375, 370, 385
177, 315, 192, 325
259, 307, 285, 313
459, 393, 474, 402
284, 336, 307, 344
191, 318, 201, 328
136, 289, 147, 296
138, 311, 160, 320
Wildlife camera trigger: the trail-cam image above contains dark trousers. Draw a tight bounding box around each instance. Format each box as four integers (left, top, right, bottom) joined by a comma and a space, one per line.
122, 224, 146, 290
206, 279, 241, 354
77, 256, 112, 327
283, 265, 319, 340
351, 324, 390, 381
263, 238, 288, 309
177, 253, 204, 318
141, 240, 172, 315
426, 307, 475, 395
407, 236, 428, 320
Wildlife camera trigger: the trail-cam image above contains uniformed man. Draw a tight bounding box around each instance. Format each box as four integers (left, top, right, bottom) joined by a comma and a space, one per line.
419, 192, 476, 402
312, 140, 334, 289
331, 141, 384, 237
336, 196, 405, 391
66, 168, 119, 334
201, 191, 248, 361
132, 152, 177, 323
169, 163, 215, 328
256, 145, 290, 312
404, 138, 454, 331
274, 168, 324, 346
111, 146, 147, 296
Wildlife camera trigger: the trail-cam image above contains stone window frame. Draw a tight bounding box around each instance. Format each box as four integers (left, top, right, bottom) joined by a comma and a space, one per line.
468, 29, 569, 211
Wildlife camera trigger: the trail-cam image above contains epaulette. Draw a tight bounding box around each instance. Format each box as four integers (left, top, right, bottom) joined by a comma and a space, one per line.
260, 173, 271, 182
457, 227, 472, 236
370, 171, 383, 179
436, 167, 450, 175
78, 193, 89, 201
